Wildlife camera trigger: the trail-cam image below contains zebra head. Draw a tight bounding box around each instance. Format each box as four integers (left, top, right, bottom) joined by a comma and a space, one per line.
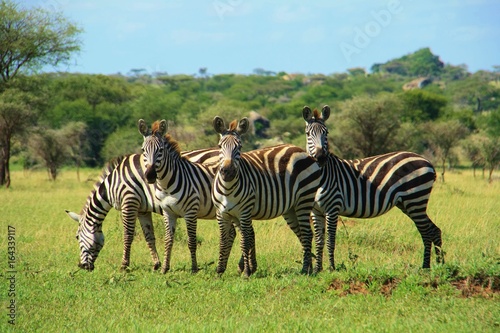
302, 105, 331, 167
66, 210, 105, 271
138, 119, 167, 184
213, 116, 249, 182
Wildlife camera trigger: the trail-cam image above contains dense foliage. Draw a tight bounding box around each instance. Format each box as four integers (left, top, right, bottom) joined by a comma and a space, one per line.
4, 48, 500, 181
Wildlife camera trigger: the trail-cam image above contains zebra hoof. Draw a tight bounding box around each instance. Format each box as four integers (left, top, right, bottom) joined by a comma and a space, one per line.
153, 262, 161, 271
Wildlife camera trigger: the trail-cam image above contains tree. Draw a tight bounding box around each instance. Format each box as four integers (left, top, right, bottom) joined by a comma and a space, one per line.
479, 135, 500, 183
29, 127, 67, 181
0, 84, 41, 187
60, 121, 88, 181
0, 1, 82, 187
334, 94, 403, 157
425, 120, 468, 182
462, 134, 486, 178
399, 90, 448, 122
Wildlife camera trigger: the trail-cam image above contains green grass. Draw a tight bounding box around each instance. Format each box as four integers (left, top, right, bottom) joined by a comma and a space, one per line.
1, 168, 499, 332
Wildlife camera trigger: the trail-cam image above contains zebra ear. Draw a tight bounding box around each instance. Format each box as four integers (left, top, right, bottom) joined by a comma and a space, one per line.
158, 120, 168, 137
238, 118, 249, 135
302, 106, 313, 122
321, 105, 331, 121
65, 210, 80, 223
138, 119, 149, 136
213, 116, 226, 134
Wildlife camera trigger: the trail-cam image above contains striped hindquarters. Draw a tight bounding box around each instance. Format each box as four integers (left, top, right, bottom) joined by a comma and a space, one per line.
328, 151, 436, 218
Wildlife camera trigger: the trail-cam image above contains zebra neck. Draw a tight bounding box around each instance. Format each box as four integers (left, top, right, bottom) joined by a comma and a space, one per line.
215, 171, 240, 194
155, 149, 189, 190
82, 186, 113, 225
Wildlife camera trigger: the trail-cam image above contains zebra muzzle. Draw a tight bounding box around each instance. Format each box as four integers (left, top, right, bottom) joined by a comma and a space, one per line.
220, 166, 236, 182
144, 166, 157, 184
315, 147, 327, 167
78, 262, 95, 271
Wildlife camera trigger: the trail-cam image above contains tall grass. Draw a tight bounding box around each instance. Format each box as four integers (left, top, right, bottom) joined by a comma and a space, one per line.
1, 168, 499, 332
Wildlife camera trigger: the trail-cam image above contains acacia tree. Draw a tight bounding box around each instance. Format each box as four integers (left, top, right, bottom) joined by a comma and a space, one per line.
60, 121, 88, 181
0, 0, 81, 187
334, 94, 403, 158
29, 127, 67, 181
425, 120, 468, 182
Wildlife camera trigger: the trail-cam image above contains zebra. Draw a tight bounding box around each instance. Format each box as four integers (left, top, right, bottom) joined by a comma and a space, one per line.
212, 116, 322, 277
138, 119, 222, 274
66, 150, 219, 272
302, 105, 444, 272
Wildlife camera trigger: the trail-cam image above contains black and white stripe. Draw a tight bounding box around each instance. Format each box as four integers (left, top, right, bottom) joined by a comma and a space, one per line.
139, 119, 220, 274
303, 105, 443, 272
66, 148, 219, 272
66, 154, 162, 271
212, 116, 322, 277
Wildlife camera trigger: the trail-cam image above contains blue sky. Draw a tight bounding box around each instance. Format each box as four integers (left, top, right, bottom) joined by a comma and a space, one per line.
25, 0, 500, 75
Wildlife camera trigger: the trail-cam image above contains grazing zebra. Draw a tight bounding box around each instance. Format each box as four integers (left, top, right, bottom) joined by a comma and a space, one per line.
66, 154, 162, 271
302, 105, 444, 272
138, 119, 222, 274
67, 150, 219, 272
212, 116, 322, 277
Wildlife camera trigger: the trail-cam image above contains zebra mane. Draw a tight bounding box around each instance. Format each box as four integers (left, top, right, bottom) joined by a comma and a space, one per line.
103, 155, 126, 174
151, 120, 182, 155
228, 120, 238, 131
312, 109, 327, 125
79, 155, 129, 215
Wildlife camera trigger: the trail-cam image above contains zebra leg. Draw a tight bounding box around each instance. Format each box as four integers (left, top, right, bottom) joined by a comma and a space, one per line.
216, 213, 236, 275
429, 217, 444, 264
400, 203, 441, 269
325, 213, 339, 271
137, 213, 160, 271
161, 213, 177, 274
239, 217, 256, 277
231, 220, 246, 274
120, 207, 139, 271
231, 218, 257, 274
284, 209, 313, 275
184, 213, 199, 273
310, 209, 325, 273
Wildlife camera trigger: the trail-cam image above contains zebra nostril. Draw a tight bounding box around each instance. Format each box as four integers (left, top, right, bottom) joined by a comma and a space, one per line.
144, 166, 157, 183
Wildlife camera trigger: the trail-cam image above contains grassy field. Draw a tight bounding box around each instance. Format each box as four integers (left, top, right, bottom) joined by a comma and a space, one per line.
1, 167, 499, 332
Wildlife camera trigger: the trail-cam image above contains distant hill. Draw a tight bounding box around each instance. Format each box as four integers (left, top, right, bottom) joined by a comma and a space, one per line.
371, 48, 445, 77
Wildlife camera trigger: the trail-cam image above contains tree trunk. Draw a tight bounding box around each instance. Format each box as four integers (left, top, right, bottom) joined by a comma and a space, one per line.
49, 164, 57, 181
0, 138, 11, 188
441, 158, 446, 183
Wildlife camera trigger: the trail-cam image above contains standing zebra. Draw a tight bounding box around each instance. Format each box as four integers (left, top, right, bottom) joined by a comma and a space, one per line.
302, 105, 443, 272
138, 119, 222, 274
212, 116, 322, 277
66, 150, 219, 272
